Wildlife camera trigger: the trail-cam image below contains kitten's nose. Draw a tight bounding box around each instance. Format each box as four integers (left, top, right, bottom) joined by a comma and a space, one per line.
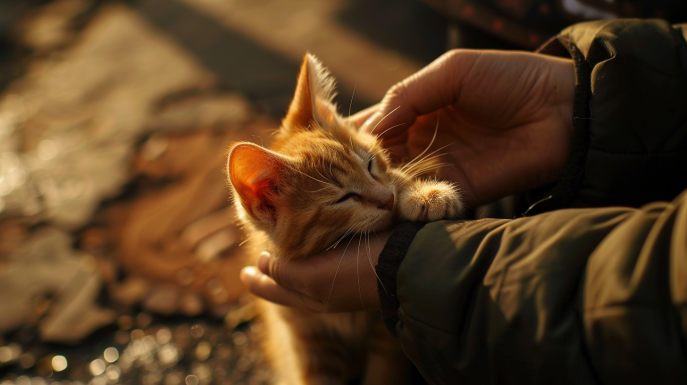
379, 194, 394, 211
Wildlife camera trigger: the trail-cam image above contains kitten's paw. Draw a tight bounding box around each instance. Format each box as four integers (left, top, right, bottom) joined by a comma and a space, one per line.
399, 181, 463, 222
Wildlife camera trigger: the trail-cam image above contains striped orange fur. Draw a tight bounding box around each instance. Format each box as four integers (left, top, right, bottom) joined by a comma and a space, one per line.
227, 54, 463, 384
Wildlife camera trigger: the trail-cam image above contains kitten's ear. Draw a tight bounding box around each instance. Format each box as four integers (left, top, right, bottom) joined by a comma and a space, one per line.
227, 142, 289, 226
282, 53, 339, 132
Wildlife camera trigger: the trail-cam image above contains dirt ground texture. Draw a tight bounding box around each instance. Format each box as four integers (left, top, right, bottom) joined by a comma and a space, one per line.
0, 0, 446, 384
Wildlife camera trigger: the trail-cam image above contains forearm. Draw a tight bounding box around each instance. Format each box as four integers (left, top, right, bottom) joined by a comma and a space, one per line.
380, 190, 687, 384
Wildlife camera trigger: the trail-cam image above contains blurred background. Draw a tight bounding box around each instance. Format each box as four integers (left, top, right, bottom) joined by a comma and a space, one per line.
0, 1, 685, 385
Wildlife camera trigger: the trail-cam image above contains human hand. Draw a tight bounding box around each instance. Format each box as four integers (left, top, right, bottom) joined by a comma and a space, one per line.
359, 49, 576, 208
240, 232, 390, 312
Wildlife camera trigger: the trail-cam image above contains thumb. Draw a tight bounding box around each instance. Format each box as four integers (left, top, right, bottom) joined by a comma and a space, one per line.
240, 266, 326, 312
361, 50, 471, 136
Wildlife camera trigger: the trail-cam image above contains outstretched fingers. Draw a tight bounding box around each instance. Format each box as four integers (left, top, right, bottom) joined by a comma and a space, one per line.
360, 50, 475, 136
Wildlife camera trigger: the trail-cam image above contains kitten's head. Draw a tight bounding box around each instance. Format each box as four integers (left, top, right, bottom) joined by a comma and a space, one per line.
227, 54, 404, 259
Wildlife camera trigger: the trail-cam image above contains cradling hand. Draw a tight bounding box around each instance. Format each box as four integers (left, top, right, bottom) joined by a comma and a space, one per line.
240, 232, 390, 312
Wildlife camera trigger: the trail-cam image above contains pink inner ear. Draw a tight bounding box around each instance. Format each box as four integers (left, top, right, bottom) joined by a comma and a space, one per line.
228, 143, 285, 219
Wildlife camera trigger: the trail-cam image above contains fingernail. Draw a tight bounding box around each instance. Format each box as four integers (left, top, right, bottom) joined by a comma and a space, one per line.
241, 266, 258, 282
258, 252, 270, 275
361, 114, 380, 134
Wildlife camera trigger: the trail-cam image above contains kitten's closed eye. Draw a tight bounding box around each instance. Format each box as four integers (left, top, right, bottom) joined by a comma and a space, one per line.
334, 193, 361, 204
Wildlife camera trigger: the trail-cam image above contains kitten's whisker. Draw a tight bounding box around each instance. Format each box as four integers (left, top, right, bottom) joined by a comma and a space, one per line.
305, 186, 333, 193
238, 232, 255, 247
406, 150, 448, 169
415, 157, 450, 172
411, 145, 454, 165
400, 119, 439, 172
405, 164, 451, 179
402, 143, 454, 174
404, 161, 450, 180
401, 122, 455, 174
348, 77, 357, 118
316, 169, 331, 184
364, 231, 388, 296
375, 123, 405, 140
406, 168, 447, 180
327, 222, 359, 250
392, 146, 451, 184
328, 228, 353, 250
285, 164, 332, 186
405, 159, 451, 175
326, 234, 357, 311
357, 233, 365, 310
414, 150, 451, 165
363, 138, 376, 153
370, 106, 401, 135
406, 170, 444, 181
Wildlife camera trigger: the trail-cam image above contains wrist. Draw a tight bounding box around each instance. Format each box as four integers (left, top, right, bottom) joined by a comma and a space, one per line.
524, 50, 590, 215
550, 58, 576, 179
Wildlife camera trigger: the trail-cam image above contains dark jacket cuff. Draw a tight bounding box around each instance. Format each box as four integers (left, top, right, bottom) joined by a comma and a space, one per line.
376, 221, 426, 335
526, 39, 592, 215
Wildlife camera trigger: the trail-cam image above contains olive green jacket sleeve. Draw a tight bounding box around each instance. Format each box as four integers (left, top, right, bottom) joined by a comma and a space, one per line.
374, 19, 687, 384
531, 19, 687, 212
391, 191, 687, 385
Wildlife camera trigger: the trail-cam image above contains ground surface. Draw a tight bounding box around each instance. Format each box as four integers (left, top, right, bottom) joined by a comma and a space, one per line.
0, 1, 446, 384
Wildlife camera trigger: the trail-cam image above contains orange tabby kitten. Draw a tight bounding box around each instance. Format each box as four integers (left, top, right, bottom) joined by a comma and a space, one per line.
227, 54, 462, 385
